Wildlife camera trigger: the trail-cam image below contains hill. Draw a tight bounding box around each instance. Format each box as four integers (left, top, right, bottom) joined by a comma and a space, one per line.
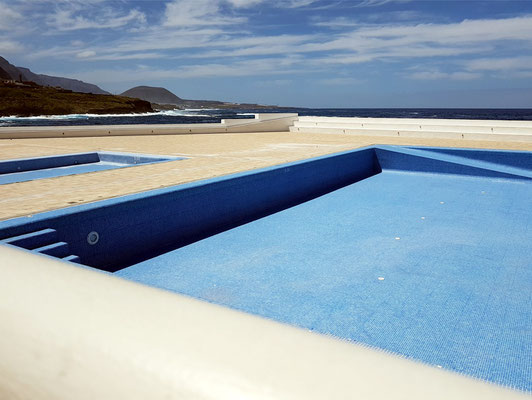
0, 81, 152, 117
121, 86, 182, 105
0, 56, 280, 113
0, 56, 108, 94
121, 85, 278, 110
17, 67, 109, 95
0, 56, 26, 81
0, 66, 11, 80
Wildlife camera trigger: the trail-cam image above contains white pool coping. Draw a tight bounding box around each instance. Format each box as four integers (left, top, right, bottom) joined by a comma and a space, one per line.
0, 245, 528, 400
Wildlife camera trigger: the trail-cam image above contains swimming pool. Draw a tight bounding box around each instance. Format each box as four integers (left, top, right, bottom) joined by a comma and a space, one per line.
1, 145, 530, 392
0, 151, 183, 184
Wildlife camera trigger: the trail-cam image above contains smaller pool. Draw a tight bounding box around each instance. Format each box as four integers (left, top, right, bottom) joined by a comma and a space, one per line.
0, 152, 183, 184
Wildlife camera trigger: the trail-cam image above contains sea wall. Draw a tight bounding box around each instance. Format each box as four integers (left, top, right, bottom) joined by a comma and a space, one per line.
2, 114, 532, 142
0, 113, 299, 139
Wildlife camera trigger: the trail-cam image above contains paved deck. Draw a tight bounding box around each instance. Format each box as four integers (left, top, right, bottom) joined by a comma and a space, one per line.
0, 131, 530, 220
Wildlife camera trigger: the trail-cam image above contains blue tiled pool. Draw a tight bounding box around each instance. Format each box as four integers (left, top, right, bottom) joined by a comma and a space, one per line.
1, 146, 530, 391
0, 151, 183, 184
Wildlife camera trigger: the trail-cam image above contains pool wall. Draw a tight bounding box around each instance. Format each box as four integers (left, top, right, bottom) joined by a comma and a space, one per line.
0, 153, 101, 174
376, 146, 532, 179
1, 146, 530, 271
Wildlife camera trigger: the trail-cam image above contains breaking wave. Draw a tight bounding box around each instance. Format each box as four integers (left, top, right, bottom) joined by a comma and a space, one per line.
0, 109, 213, 122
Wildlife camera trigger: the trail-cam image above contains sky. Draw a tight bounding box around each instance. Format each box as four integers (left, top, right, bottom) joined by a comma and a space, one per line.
1, 0, 532, 108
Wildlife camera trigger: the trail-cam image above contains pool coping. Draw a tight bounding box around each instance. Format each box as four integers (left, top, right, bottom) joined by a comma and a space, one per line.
0, 239, 528, 399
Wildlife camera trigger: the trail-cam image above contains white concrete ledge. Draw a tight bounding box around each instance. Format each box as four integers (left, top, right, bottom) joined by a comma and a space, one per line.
0, 245, 527, 400
296, 116, 532, 127
0, 113, 299, 139
291, 116, 532, 142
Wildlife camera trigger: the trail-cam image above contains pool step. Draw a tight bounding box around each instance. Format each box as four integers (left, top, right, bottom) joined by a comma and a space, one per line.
1, 228, 81, 264
0, 228, 58, 249
62, 254, 81, 264
33, 242, 70, 258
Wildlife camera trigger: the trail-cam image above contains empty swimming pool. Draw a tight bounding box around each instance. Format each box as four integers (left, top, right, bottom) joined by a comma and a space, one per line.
1, 145, 530, 392
0, 151, 183, 184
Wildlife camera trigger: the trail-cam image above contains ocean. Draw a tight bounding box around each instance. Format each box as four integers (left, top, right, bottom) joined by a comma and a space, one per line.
1, 108, 531, 127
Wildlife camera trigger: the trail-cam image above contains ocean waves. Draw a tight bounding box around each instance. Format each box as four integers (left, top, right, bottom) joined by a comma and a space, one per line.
1, 108, 531, 127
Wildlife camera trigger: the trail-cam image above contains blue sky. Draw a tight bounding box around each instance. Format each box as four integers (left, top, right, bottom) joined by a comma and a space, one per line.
1, 0, 532, 107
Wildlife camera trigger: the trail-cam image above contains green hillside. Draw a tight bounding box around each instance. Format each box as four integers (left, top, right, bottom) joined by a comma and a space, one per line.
0, 81, 152, 117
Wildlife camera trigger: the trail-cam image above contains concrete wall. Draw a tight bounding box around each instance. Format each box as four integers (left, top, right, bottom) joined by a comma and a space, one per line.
0, 113, 299, 139
290, 116, 532, 142
3, 114, 532, 142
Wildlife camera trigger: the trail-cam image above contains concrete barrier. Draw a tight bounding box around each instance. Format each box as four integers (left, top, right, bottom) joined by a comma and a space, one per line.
0, 113, 299, 139
0, 245, 527, 400
290, 116, 532, 142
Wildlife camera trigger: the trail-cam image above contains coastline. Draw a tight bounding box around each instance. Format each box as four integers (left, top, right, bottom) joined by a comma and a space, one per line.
2, 108, 532, 129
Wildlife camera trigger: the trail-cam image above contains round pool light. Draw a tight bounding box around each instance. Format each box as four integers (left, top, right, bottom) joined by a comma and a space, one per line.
87, 231, 99, 245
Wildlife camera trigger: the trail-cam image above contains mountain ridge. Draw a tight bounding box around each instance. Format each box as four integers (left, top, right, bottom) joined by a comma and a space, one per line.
0, 56, 108, 94
0, 56, 280, 113
17, 67, 109, 95
0, 66, 11, 80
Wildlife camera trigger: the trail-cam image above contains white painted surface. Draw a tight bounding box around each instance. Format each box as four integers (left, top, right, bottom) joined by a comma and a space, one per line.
0, 245, 528, 400
290, 116, 532, 142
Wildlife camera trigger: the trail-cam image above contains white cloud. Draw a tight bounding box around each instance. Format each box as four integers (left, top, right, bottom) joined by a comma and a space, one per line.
76, 52, 164, 61
0, 2, 23, 30
351, 16, 532, 46
226, 0, 265, 7
164, 0, 244, 27
4, 1, 532, 88
47, 7, 146, 31
318, 77, 363, 85
355, 0, 412, 7
278, 0, 319, 7
0, 38, 24, 54
56, 55, 303, 84
76, 50, 96, 58
408, 70, 481, 80
227, 0, 319, 8
163, 0, 318, 28
465, 56, 532, 72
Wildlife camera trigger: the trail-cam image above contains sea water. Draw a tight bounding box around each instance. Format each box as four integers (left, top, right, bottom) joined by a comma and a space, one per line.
1, 108, 531, 128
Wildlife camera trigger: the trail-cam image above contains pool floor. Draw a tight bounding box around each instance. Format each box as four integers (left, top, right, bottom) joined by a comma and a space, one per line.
116, 170, 532, 391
